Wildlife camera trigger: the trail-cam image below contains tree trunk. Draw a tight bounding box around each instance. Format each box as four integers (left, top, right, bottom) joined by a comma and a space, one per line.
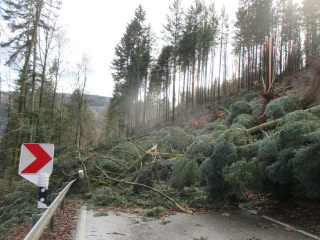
248, 105, 320, 135
13, 0, 44, 176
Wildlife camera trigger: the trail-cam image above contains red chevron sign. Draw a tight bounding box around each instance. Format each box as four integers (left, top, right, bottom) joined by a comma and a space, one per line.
20, 144, 53, 173
19, 144, 54, 183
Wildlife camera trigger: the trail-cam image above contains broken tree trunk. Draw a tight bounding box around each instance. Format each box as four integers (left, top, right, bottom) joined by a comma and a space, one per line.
131, 134, 151, 140
247, 105, 320, 135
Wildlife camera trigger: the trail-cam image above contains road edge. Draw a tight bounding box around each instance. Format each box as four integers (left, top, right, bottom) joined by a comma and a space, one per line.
73, 205, 86, 240
241, 207, 320, 240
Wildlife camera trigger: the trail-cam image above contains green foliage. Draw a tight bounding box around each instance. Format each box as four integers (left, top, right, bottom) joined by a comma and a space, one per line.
229, 123, 246, 130
96, 156, 127, 175
243, 92, 260, 102
232, 114, 258, 129
151, 127, 173, 138
258, 135, 279, 162
94, 211, 109, 217
249, 102, 263, 116
182, 125, 199, 136
311, 106, 320, 118
266, 148, 296, 184
254, 110, 320, 198
218, 97, 237, 110
149, 127, 193, 153
112, 141, 144, 161
141, 206, 166, 219
89, 186, 129, 207
218, 128, 254, 146
161, 127, 192, 152
237, 141, 260, 160
289, 138, 320, 198
0, 182, 40, 234
239, 89, 251, 97
131, 170, 154, 193
194, 237, 208, 240
223, 158, 265, 199
199, 119, 226, 134
214, 125, 228, 132
134, 190, 172, 209
264, 94, 301, 120
170, 157, 199, 191
198, 141, 237, 200
276, 120, 319, 148
209, 129, 225, 139
275, 110, 320, 130
200, 107, 320, 200
227, 101, 252, 125
185, 139, 215, 159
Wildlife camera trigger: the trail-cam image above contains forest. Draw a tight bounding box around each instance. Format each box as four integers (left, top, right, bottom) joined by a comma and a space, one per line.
0, 0, 320, 238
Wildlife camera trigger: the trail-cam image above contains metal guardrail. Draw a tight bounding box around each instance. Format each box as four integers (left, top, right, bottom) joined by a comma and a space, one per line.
24, 179, 77, 240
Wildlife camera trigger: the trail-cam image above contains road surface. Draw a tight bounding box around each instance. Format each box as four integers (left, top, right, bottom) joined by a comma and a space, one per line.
74, 207, 319, 240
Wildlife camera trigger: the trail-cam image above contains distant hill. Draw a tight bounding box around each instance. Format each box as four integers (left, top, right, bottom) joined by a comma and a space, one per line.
0, 92, 110, 134
86, 94, 111, 108
55, 93, 110, 108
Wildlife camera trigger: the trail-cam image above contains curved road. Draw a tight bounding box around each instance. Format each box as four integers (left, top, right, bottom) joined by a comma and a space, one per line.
75, 207, 319, 240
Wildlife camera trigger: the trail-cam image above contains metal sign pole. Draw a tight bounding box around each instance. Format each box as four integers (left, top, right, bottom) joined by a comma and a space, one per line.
38, 173, 49, 208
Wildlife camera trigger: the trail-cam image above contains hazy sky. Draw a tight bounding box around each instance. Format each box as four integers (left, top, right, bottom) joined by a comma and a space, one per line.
58, 0, 303, 97
58, 0, 238, 97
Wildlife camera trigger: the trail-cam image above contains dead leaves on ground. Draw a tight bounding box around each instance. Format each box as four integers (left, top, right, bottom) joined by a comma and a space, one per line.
3, 200, 83, 240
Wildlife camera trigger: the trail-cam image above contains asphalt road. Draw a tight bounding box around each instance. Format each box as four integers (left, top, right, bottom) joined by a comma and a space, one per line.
74, 207, 319, 240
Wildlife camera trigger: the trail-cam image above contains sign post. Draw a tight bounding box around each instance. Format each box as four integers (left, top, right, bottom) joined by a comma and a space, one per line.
19, 143, 54, 208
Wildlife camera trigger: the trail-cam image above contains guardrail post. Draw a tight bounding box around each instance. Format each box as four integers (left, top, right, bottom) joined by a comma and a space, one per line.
50, 193, 59, 231
50, 213, 55, 231
51, 193, 59, 202
24, 179, 77, 240
61, 182, 69, 210
32, 214, 42, 228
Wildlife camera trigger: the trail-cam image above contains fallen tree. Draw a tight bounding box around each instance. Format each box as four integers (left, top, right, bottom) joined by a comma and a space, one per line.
91, 163, 193, 214
107, 145, 183, 186
247, 105, 320, 135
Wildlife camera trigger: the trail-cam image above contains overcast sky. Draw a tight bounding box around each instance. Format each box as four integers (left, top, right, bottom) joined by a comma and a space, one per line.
58, 0, 239, 97
58, 0, 303, 97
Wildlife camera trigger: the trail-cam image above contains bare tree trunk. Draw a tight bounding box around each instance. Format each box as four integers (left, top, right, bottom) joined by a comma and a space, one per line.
13, 0, 44, 175
172, 52, 176, 121
218, 23, 223, 100
238, 46, 241, 92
